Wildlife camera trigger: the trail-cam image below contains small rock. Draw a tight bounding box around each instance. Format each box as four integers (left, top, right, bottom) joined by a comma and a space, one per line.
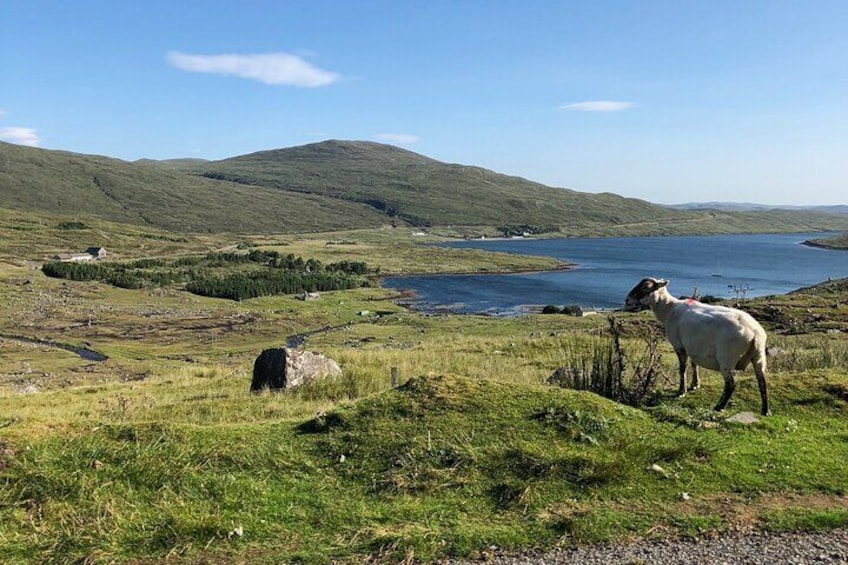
726, 411, 759, 425
649, 463, 671, 479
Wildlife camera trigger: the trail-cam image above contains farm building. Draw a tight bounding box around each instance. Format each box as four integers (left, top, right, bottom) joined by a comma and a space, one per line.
53, 247, 108, 262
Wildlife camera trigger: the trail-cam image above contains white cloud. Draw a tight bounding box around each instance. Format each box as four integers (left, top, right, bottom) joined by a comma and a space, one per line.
166, 51, 339, 87
559, 101, 636, 112
374, 133, 419, 145
0, 127, 40, 146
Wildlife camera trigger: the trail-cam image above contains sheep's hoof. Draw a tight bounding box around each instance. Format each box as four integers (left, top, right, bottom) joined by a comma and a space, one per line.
676, 391, 686, 398
688, 385, 700, 392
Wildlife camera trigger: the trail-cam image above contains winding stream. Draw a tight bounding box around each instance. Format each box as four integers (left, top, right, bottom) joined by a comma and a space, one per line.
0, 334, 108, 361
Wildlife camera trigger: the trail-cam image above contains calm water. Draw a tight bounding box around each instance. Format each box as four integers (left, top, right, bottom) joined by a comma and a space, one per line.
382, 233, 848, 316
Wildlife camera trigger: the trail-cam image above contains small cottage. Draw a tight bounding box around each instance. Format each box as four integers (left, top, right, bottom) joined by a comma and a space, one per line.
53, 247, 107, 262
575, 306, 599, 317
86, 247, 107, 259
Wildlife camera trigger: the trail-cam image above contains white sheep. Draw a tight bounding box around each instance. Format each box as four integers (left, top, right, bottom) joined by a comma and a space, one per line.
624, 277, 769, 415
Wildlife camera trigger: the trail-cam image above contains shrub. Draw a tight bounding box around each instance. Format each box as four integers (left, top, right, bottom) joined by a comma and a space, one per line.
551, 315, 665, 407
57, 220, 88, 230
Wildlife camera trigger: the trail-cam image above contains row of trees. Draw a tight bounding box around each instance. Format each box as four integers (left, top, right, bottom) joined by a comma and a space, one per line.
42, 261, 184, 289
41, 251, 370, 300
186, 270, 364, 301
498, 224, 558, 237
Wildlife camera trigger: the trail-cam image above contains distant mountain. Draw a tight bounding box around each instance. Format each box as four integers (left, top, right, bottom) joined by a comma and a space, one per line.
3, 139, 848, 235
186, 139, 689, 229
669, 202, 848, 214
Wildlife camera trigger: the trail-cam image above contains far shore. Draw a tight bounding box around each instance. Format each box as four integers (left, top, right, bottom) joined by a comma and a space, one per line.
378, 259, 574, 280
802, 238, 848, 251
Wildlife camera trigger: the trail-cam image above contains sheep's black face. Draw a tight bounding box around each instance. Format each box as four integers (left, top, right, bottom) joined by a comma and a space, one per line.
623, 296, 648, 312
624, 277, 668, 312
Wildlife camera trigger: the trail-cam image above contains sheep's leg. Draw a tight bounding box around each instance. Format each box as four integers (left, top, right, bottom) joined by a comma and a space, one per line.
675, 349, 688, 397
714, 370, 736, 411
688, 360, 700, 391
753, 358, 769, 416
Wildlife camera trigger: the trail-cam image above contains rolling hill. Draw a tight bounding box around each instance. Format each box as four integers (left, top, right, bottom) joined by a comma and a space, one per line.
2, 139, 848, 235
0, 141, 387, 233
185, 139, 690, 229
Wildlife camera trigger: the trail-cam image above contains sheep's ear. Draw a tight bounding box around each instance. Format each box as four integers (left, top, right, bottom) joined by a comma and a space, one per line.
656, 279, 669, 288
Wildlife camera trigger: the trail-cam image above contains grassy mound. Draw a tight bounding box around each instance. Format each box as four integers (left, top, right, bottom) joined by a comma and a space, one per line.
4, 371, 847, 563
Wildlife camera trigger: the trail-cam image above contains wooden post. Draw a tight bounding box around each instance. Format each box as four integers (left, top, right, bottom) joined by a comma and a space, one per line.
391, 366, 399, 388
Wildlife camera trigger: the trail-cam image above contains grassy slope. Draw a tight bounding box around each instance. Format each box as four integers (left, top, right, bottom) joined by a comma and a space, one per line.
2, 360, 846, 563
5, 139, 848, 236
0, 208, 566, 273
186, 139, 848, 235
1, 219, 848, 563
190, 140, 693, 229
740, 276, 848, 336
0, 142, 387, 233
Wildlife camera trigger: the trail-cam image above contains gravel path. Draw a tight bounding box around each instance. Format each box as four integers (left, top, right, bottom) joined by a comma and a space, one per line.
452, 529, 848, 564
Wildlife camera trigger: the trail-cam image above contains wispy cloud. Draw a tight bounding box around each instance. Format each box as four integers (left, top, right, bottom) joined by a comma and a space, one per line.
559, 101, 636, 112
0, 109, 6, 119
0, 127, 40, 146
166, 51, 340, 87
374, 133, 419, 145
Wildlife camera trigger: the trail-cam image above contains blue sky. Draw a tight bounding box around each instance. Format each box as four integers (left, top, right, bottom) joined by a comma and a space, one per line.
2, 1, 846, 205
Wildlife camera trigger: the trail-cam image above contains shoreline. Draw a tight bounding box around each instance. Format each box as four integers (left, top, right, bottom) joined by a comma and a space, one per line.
379, 233, 848, 317
802, 239, 848, 251
379, 262, 576, 317
377, 260, 574, 280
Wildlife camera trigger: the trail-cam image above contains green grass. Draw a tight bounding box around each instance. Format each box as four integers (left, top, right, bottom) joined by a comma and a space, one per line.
2, 217, 848, 563
2, 306, 848, 563
761, 507, 848, 532
2, 365, 847, 563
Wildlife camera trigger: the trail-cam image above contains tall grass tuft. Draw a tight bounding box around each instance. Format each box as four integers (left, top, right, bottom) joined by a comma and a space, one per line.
769, 335, 848, 373
549, 316, 665, 407
292, 367, 390, 402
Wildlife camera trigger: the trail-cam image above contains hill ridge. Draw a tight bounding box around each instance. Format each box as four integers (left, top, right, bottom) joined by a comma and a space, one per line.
3, 139, 848, 235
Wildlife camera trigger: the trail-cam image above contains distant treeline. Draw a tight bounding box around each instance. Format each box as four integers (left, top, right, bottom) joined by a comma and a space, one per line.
498, 224, 558, 237
42, 251, 370, 300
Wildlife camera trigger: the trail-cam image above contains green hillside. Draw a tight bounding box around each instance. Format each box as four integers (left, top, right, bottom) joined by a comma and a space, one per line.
0, 142, 387, 233
3, 139, 848, 236
191, 139, 691, 229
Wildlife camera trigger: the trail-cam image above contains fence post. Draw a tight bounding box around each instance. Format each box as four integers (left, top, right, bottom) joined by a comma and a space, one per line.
391, 366, 399, 388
